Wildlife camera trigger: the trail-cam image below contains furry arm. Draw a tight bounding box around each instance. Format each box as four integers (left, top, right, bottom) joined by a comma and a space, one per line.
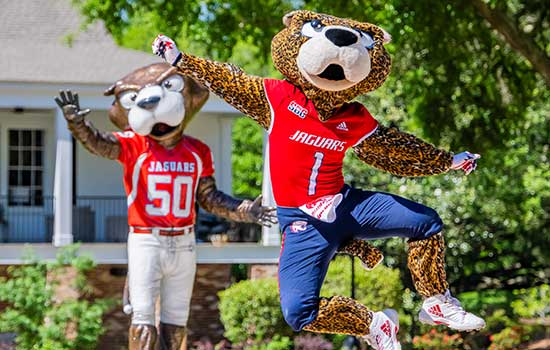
175, 54, 271, 130
354, 125, 453, 176
196, 176, 276, 225
67, 119, 121, 160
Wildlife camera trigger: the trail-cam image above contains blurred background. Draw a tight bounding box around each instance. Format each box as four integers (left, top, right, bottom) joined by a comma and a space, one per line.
0, 0, 549, 349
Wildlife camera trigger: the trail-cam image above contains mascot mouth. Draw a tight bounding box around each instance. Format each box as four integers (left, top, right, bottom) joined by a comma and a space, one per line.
317, 64, 346, 81
151, 123, 177, 137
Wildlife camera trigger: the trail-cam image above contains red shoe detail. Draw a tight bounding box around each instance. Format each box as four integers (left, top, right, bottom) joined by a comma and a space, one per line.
380, 320, 391, 337
428, 304, 444, 318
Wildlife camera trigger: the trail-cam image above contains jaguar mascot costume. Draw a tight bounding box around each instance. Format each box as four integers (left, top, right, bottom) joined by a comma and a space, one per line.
153, 10, 485, 349
55, 63, 277, 350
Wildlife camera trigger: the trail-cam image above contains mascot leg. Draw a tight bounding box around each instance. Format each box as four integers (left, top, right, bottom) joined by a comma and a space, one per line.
129, 324, 157, 350
303, 296, 400, 350
408, 232, 485, 331
159, 323, 186, 350
338, 239, 384, 270
302, 296, 372, 335
407, 232, 448, 297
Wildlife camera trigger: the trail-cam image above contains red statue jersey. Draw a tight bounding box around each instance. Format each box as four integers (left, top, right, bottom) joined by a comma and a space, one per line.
114, 131, 214, 227
264, 79, 378, 207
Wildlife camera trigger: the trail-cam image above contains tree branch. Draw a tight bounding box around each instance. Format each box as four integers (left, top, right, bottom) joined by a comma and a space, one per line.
467, 0, 550, 85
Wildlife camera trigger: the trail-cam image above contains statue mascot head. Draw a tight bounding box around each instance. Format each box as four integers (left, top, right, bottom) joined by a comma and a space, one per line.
104, 62, 209, 141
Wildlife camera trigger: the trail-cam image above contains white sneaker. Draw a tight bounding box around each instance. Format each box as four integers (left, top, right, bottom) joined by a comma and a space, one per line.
419, 290, 486, 331
363, 309, 401, 350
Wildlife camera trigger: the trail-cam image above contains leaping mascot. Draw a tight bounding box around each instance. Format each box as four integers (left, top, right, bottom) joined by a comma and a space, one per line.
153, 10, 485, 350
55, 63, 277, 350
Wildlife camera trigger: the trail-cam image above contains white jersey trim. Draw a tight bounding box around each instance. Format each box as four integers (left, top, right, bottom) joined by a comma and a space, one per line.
263, 80, 276, 134
190, 151, 203, 194
127, 153, 148, 207
352, 124, 379, 147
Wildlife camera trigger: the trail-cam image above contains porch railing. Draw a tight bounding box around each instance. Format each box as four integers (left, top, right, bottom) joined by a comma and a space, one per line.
0, 196, 261, 244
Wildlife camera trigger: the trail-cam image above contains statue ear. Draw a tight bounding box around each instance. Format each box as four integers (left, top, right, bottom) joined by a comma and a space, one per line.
283, 11, 298, 27
186, 77, 209, 115
181, 76, 209, 130
104, 83, 116, 96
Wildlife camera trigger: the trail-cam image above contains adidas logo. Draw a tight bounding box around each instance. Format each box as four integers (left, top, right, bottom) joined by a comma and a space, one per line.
336, 121, 348, 131
428, 304, 444, 318
380, 320, 391, 337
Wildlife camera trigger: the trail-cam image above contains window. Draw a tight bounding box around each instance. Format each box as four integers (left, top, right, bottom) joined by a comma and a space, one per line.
8, 129, 44, 206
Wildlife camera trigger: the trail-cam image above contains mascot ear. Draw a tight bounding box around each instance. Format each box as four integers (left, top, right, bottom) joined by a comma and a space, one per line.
104, 83, 116, 96
381, 28, 392, 44
181, 76, 209, 130
186, 77, 209, 114
283, 11, 299, 27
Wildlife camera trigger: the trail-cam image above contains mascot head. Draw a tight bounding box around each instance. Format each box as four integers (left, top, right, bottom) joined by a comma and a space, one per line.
104, 63, 209, 141
272, 10, 392, 119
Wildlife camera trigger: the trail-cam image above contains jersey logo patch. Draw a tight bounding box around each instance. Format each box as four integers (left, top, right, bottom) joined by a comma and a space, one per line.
288, 101, 308, 119
336, 121, 349, 131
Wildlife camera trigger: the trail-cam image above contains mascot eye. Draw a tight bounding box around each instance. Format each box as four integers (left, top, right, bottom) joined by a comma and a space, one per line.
162, 75, 184, 92
301, 20, 325, 38
360, 31, 376, 49
118, 90, 138, 109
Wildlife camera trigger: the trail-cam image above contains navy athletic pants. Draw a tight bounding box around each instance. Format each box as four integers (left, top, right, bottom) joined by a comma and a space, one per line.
276, 185, 443, 331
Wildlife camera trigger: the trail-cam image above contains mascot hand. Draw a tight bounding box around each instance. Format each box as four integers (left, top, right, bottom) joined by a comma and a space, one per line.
54, 90, 90, 123
451, 151, 480, 175
238, 195, 278, 227
152, 34, 182, 66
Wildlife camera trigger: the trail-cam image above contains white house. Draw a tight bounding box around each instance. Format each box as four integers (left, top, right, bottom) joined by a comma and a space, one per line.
0, 0, 279, 264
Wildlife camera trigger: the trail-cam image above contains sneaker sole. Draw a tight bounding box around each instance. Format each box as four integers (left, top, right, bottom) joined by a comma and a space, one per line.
418, 309, 485, 332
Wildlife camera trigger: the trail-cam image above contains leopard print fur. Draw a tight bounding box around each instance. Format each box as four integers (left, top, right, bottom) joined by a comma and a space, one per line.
303, 296, 373, 336
339, 239, 384, 270
175, 55, 271, 130
407, 233, 449, 297
354, 125, 453, 176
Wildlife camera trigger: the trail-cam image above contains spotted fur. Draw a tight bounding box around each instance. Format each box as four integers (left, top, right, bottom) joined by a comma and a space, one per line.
355, 125, 453, 176
303, 296, 373, 336
407, 233, 449, 297
339, 239, 384, 270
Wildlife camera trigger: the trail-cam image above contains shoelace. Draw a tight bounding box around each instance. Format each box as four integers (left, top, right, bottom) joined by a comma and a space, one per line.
442, 291, 467, 316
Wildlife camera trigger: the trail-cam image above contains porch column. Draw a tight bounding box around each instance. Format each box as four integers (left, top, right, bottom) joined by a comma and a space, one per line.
53, 108, 73, 246
261, 136, 280, 246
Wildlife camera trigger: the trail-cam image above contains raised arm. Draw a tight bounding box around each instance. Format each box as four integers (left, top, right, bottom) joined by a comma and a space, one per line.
55, 90, 121, 160
152, 35, 271, 130
353, 125, 453, 177
196, 176, 276, 226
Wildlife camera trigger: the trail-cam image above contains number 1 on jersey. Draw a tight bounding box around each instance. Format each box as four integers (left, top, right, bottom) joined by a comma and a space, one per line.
308, 152, 324, 195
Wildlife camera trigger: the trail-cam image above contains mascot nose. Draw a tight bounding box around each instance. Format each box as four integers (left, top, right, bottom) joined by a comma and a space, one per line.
325, 28, 358, 47
137, 95, 161, 110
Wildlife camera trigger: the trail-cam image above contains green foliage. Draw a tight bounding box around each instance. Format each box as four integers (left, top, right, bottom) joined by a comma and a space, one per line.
0, 244, 114, 350
231, 118, 264, 198
217, 278, 293, 344
511, 284, 550, 319
321, 256, 404, 311
488, 325, 530, 350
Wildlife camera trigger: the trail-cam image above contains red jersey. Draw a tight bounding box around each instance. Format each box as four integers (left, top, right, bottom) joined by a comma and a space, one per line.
114, 131, 214, 227
264, 79, 378, 207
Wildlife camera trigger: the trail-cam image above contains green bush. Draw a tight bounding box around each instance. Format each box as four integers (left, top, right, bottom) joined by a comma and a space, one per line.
218, 278, 293, 344
0, 244, 114, 350
218, 257, 407, 347
322, 255, 404, 311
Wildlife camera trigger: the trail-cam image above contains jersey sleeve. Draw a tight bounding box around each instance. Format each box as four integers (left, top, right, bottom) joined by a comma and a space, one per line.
351, 103, 379, 146
263, 79, 294, 133
188, 137, 215, 178
113, 131, 144, 163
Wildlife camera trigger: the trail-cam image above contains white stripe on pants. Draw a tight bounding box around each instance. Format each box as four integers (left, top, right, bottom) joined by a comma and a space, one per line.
127, 232, 196, 326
